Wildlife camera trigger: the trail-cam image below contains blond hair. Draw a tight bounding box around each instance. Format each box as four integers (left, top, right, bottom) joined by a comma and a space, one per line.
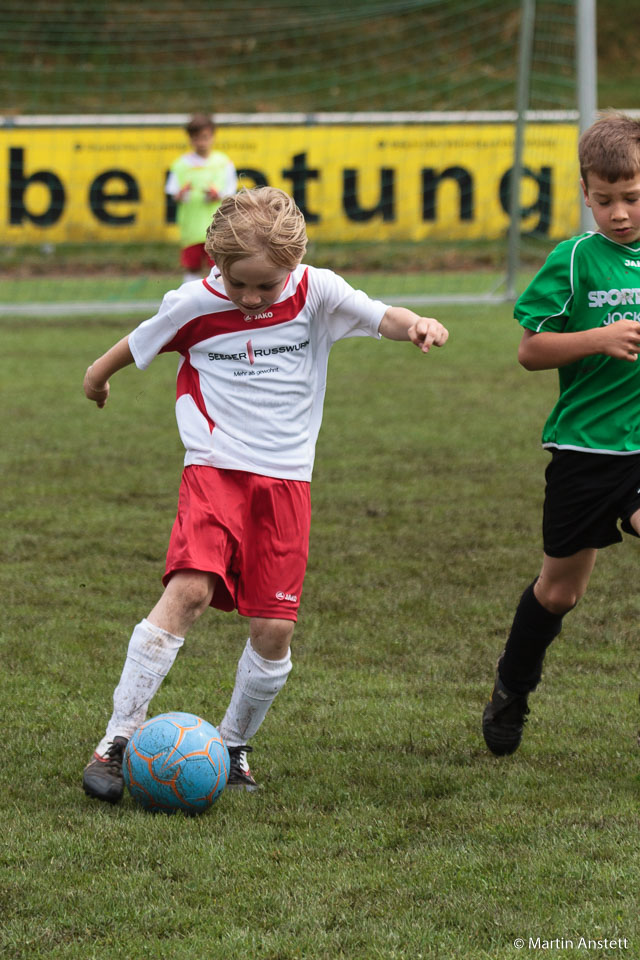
579, 110, 640, 185
205, 187, 307, 271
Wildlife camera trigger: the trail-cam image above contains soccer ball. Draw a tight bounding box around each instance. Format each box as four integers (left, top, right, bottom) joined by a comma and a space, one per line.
123, 712, 230, 814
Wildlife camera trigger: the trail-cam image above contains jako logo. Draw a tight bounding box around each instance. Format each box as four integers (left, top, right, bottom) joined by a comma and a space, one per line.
245, 311, 274, 322
276, 591, 298, 602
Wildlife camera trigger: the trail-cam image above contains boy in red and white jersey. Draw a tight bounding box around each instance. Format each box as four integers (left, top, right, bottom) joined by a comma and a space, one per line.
81, 186, 449, 802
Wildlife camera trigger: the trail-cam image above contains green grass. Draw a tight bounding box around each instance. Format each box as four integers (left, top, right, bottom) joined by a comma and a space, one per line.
0, 239, 545, 311
2, 297, 640, 958
0, 269, 527, 309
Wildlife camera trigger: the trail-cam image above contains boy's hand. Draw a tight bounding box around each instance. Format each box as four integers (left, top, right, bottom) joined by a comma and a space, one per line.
176, 183, 192, 202
84, 366, 110, 408
600, 318, 640, 361
204, 186, 220, 201
408, 316, 449, 353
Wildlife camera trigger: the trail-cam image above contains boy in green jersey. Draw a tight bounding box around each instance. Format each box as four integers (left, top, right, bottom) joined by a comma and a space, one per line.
483, 111, 640, 756
166, 114, 237, 282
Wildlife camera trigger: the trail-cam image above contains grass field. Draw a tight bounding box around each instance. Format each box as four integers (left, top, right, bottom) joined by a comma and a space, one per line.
0, 239, 542, 312
0, 270, 529, 313
2, 293, 640, 959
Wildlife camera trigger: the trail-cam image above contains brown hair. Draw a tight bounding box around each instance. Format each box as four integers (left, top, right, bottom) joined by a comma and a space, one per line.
205, 187, 308, 271
579, 110, 640, 185
185, 113, 215, 137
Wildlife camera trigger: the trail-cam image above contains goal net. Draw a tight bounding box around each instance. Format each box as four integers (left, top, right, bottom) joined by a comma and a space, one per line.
0, 0, 580, 314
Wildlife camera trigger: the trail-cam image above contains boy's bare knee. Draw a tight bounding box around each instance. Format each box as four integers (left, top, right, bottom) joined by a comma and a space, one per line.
150, 571, 216, 633
535, 581, 581, 616
176, 573, 215, 614
250, 618, 295, 660
536, 549, 595, 617
182, 589, 211, 617
544, 595, 577, 616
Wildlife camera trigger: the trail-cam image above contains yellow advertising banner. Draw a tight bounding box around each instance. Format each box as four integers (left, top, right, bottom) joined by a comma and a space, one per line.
0, 123, 579, 244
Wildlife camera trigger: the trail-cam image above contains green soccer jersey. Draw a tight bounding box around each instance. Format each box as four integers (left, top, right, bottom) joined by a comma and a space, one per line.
168, 150, 237, 248
515, 231, 640, 454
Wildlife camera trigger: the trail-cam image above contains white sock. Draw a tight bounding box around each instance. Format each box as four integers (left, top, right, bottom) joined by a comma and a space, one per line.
95, 619, 184, 755
218, 639, 292, 748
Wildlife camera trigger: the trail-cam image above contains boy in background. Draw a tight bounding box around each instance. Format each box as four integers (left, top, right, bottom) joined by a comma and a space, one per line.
166, 113, 237, 281
483, 111, 640, 756
81, 186, 449, 803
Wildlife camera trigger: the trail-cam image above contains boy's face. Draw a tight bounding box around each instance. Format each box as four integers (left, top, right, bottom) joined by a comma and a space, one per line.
582, 171, 640, 245
220, 254, 292, 316
190, 127, 214, 157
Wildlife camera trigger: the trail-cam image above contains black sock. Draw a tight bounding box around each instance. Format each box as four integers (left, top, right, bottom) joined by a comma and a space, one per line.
498, 580, 564, 694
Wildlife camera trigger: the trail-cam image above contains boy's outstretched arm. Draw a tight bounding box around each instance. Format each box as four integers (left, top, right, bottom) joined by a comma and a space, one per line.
378, 307, 449, 353
83, 335, 135, 408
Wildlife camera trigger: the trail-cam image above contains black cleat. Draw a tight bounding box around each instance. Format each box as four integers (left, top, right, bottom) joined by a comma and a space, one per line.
82, 736, 128, 803
482, 673, 530, 756
227, 745, 259, 791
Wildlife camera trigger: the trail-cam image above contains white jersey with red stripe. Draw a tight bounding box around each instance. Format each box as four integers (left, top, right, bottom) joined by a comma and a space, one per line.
128, 264, 389, 480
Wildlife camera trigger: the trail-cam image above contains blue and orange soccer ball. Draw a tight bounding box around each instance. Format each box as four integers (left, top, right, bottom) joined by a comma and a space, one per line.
123, 712, 230, 814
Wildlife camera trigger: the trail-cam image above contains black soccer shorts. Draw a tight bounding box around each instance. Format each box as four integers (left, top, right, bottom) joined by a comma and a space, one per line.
542, 448, 640, 557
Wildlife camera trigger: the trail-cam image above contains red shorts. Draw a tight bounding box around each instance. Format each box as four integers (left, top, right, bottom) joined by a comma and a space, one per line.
164, 465, 311, 621
180, 243, 213, 272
